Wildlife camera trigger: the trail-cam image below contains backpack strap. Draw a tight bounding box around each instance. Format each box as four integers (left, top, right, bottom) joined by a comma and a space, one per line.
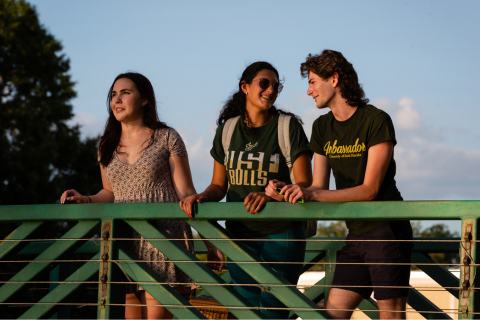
222, 116, 241, 166
277, 114, 295, 184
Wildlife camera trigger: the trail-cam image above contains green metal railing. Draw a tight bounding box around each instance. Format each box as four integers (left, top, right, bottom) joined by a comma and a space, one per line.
0, 201, 478, 319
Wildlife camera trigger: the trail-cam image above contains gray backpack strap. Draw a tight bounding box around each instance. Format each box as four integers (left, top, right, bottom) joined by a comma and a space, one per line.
278, 114, 317, 238
277, 114, 295, 184
222, 116, 241, 166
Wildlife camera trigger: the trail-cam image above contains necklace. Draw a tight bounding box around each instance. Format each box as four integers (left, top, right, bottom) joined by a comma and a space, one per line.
245, 113, 273, 128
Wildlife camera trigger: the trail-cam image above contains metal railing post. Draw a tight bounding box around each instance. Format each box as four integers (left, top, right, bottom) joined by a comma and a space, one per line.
97, 219, 125, 319
459, 218, 479, 319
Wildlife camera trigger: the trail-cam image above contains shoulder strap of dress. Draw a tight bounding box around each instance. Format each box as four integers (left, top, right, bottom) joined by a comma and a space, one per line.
222, 116, 241, 166
278, 114, 295, 183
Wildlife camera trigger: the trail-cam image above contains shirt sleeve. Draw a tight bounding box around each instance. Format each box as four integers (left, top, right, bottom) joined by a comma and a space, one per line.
307, 117, 325, 156
168, 128, 188, 157
210, 123, 225, 165
367, 112, 397, 148
289, 118, 313, 163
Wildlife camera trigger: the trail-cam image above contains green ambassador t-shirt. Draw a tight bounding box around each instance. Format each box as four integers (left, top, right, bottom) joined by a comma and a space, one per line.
211, 114, 312, 238
308, 105, 403, 235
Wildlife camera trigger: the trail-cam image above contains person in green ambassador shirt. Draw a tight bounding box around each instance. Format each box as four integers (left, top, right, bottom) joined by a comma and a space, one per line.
267, 50, 413, 320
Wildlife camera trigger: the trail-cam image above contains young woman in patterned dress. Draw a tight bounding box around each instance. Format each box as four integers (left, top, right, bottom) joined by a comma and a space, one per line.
60, 72, 197, 319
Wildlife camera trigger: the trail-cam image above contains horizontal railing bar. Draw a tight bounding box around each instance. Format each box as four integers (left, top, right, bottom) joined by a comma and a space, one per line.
0, 280, 464, 291
0, 302, 461, 314
0, 259, 466, 266
0, 238, 464, 242
0, 302, 100, 306
0, 201, 477, 221
12, 238, 461, 257
109, 238, 463, 242
104, 303, 461, 314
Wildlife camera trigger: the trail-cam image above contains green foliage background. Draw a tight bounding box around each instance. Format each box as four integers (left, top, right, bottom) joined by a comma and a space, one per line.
0, 0, 102, 206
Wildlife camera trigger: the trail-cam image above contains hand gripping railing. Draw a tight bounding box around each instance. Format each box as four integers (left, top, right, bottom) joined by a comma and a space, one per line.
0, 201, 478, 319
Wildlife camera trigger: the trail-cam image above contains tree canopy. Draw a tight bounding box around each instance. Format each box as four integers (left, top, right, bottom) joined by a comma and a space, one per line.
0, 0, 102, 205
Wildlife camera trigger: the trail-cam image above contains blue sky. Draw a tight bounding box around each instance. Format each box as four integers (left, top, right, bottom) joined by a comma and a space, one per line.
31, 0, 480, 232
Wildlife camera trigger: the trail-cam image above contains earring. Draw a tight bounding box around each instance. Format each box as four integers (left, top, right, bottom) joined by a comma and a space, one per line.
245, 91, 248, 95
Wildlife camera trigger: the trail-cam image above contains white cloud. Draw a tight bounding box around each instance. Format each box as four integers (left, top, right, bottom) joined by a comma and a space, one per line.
372, 98, 480, 200
375, 97, 421, 130
69, 112, 105, 138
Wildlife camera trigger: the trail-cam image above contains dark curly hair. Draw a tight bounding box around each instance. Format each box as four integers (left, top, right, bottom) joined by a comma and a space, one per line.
98, 72, 170, 167
217, 61, 302, 134
300, 50, 369, 107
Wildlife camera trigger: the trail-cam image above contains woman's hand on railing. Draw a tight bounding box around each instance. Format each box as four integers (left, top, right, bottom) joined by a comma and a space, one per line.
265, 179, 287, 201
60, 189, 89, 204
180, 194, 208, 218
244, 192, 272, 214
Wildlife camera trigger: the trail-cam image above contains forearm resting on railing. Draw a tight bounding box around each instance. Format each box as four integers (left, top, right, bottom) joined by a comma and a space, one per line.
305, 183, 379, 202
89, 189, 115, 203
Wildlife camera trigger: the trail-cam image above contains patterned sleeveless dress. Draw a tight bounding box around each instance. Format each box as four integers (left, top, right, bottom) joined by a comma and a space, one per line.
105, 128, 195, 295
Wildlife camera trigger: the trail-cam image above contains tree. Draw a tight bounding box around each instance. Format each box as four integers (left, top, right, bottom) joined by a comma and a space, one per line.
316, 221, 347, 238
412, 222, 460, 265
0, 0, 102, 205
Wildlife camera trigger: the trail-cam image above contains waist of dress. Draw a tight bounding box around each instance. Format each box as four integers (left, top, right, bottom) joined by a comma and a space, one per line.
113, 188, 179, 203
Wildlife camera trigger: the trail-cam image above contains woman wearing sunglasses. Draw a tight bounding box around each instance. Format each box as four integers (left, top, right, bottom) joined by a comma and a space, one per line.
180, 62, 312, 319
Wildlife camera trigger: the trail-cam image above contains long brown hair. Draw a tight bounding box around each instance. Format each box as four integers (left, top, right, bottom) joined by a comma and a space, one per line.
217, 62, 302, 135
300, 50, 369, 107
98, 72, 170, 167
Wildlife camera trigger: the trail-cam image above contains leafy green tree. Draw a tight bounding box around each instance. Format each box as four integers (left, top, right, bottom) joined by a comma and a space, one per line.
316, 221, 347, 238
0, 0, 102, 205
413, 222, 460, 265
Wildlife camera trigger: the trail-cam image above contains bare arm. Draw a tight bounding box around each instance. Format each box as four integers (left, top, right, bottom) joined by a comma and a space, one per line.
293, 151, 314, 188
169, 156, 197, 200
281, 141, 393, 203
201, 160, 229, 202
60, 165, 115, 204
179, 160, 228, 217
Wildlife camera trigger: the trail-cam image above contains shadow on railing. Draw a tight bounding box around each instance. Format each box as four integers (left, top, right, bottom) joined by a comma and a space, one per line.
0, 201, 478, 319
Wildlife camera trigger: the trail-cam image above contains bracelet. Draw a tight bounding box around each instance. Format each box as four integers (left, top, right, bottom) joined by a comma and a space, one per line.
86, 196, 92, 203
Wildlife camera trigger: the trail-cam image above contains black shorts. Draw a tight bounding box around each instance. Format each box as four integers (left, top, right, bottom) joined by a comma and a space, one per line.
331, 221, 413, 300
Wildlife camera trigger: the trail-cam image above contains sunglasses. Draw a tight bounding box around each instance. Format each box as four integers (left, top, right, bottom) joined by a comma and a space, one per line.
253, 78, 284, 93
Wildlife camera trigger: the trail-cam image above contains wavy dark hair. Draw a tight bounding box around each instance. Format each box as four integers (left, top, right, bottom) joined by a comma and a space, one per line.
98, 72, 170, 167
217, 61, 302, 133
300, 50, 369, 107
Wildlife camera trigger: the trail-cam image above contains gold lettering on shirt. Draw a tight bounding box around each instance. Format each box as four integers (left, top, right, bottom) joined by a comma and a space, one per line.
236, 151, 253, 170
229, 170, 236, 185
228, 151, 235, 169
250, 171, 256, 186
247, 152, 264, 170
243, 170, 249, 186
324, 139, 366, 156
257, 170, 267, 186
269, 154, 280, 173
235, 169, 243, 185
227, 151, 268, 186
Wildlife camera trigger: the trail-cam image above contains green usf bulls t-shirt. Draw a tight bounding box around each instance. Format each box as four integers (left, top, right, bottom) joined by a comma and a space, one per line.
308, 105, 403, 235
210, 114, 312, 238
